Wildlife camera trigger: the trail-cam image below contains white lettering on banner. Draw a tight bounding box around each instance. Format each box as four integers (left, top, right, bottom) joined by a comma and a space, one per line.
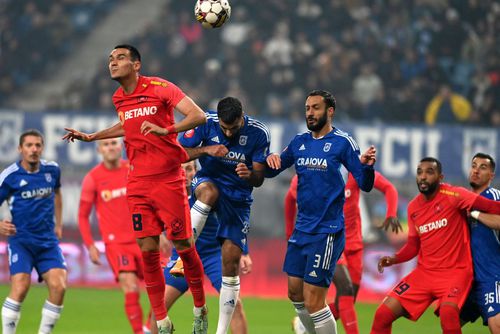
354, 127, 441, 178
462, 130, 497, 178
43, 115, 117, 165
42, 115, 69, 161
0, 114, 24, 163
268, 123, 283, 155
419, 218, 448, 234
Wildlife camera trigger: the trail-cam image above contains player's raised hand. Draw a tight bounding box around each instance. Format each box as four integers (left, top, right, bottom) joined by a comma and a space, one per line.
235, 163, 251, 180
266, 153, 281, 169
0, 220, 16, 236
378, 255, 396, 273
205, 144, 228, 157
239, 254, 253, 275
62, 128, 93, 142
140, 121, 167, 136
361, 145, 377, 165
381, 216, 403, 234
88, 244, 102, 265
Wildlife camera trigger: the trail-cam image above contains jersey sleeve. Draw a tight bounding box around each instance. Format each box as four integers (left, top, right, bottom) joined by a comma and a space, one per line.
54, 166, 61, 189
178, 124, 206, 148
373, 172, 398, 218
341, 138, 374, 192
0, 177, 11, 205
155, 80, 186, 109
252, 126, 271, 164
79, 173, 97, 247
452, 186, 480, 211
80, 173, 97, 203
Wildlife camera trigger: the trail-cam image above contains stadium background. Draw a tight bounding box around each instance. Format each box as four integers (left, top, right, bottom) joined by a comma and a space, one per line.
0, 0, 498, 333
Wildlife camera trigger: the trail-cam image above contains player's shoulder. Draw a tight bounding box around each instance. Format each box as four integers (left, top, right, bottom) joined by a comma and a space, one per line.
205, 110, 218, 124
331, 128, 359, 151
41, 159, 60, 170
438, 183, 465, 197
484, 187, 500, 201
0, 162, 20, 186
146, 75, 170, 88
246, 116, 270, 141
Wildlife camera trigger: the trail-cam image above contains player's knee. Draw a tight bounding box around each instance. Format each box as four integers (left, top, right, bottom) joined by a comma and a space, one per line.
195, 182, 219, 205
439, 304, 460, 331
488, 313, 500, 333
172, 238, 192, 251
10, 285, 29, 302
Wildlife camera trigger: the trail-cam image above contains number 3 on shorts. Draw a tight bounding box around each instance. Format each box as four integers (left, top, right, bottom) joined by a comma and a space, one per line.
132, 214, 143, 231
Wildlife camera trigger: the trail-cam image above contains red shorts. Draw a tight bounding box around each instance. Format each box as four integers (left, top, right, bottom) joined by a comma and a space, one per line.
105, 242, 144, 281
388, 267, 473, 321
126, 174, 192, 240
336, 248, 363, 285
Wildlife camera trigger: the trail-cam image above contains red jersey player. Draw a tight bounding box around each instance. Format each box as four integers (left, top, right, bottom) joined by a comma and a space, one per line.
79, 138, 146, 334
371, 157, 500, 334
63, 44, 210, 334
286, 171, 400, 334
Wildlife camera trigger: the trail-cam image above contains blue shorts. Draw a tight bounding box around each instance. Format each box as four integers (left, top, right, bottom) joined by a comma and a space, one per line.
192, 176, 251, 251
461, 280, 500, 325
283, 229, 345, 288
164, 250, 222, 293
8, 238, 66, 281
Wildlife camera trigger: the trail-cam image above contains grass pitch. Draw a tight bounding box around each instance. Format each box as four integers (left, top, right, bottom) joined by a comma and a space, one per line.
1, 285, 485, 333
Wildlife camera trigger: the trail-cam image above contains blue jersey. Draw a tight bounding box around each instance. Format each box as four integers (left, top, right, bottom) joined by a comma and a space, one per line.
269, 128, 374, 234
0, 160, 61, 245
179, 111, 270, 202
470, 187, 500, 282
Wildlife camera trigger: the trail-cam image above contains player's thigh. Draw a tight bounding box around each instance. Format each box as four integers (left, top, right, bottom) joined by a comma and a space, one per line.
7, 239, 35, 277
152, 178, 192, 241
345, 248, 363, 286
106, 243, 143, 282
216, 196, 251, 252
192, 176, 219, 206
488, 312, 500, 334
475, 280, 500, 328
387, 268, 434, 321
436, 268, 473, 309
303, 281, 330, 312
127, 178, 163, 238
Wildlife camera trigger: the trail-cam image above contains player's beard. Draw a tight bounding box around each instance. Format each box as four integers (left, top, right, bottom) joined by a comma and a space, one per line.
417, 181, 439, 195
306, 110, 328, 132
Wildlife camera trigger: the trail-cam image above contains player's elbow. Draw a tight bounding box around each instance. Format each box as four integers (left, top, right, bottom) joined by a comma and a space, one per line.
197, 111, 207, 125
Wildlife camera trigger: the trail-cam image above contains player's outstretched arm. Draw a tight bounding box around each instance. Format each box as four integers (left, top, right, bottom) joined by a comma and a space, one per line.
54, 188, 63, 239
183, 144, 228, 161
470, 210, 500, 229
63, 122, 124, 142
172, 96, 207, 132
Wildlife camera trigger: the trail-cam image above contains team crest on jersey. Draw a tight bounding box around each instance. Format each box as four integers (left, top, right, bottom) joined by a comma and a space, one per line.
45, 173, 52, 182
323, 143, 331, 152
137, 96, 148, 103
239, 135, 248, 146
434, 203, 442, 213
184, 129, 195, 138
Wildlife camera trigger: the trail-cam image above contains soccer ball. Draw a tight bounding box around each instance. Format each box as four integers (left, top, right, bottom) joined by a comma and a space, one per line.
194, 0, 231, 29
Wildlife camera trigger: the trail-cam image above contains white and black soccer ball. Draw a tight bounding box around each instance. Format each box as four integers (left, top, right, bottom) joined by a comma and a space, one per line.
194, 0, 231, 29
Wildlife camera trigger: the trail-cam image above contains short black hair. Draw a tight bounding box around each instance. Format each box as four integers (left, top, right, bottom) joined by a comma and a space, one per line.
113, 44, 141, 61
420, 157, 442, 174
307, 90, 336, 110
472, 152, 496, 172
19, 129, 44, 146
217, 96, 243, 124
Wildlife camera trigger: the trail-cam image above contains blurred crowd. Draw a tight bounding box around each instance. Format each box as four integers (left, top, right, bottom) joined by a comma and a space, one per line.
0, 0, 117, 106
3, 0, 500, 125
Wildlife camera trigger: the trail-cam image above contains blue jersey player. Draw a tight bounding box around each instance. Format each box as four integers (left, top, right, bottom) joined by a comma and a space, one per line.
149, 160, 250, 334
266, 90, 376, 334
0, 130, 66, 334
460, 153, 500, 333
176, 96, 270, 334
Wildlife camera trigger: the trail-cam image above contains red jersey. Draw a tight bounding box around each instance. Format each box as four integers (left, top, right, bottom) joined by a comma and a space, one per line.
285, 172, 398, 250
112, 75, 188, 178
78, 160, 135, 245
407, 183, 477, 271
344, 172, 398, 250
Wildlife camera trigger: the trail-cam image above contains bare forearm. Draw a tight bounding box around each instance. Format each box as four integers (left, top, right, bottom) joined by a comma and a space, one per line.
184, 146, 210, 161
247, 171, 265, 187
173, 97, 207, 133
91, 122, 124, 141
474, 211, 500, 229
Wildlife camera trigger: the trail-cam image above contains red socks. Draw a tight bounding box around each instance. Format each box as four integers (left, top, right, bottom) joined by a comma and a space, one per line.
339, 296, 359, 334
141, 251, 167, 321
370, 303, 396, 334
125, 292, 144, 333
178, 246, 206, 307
440, 304, 462, 334
328, 302, 339, 319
